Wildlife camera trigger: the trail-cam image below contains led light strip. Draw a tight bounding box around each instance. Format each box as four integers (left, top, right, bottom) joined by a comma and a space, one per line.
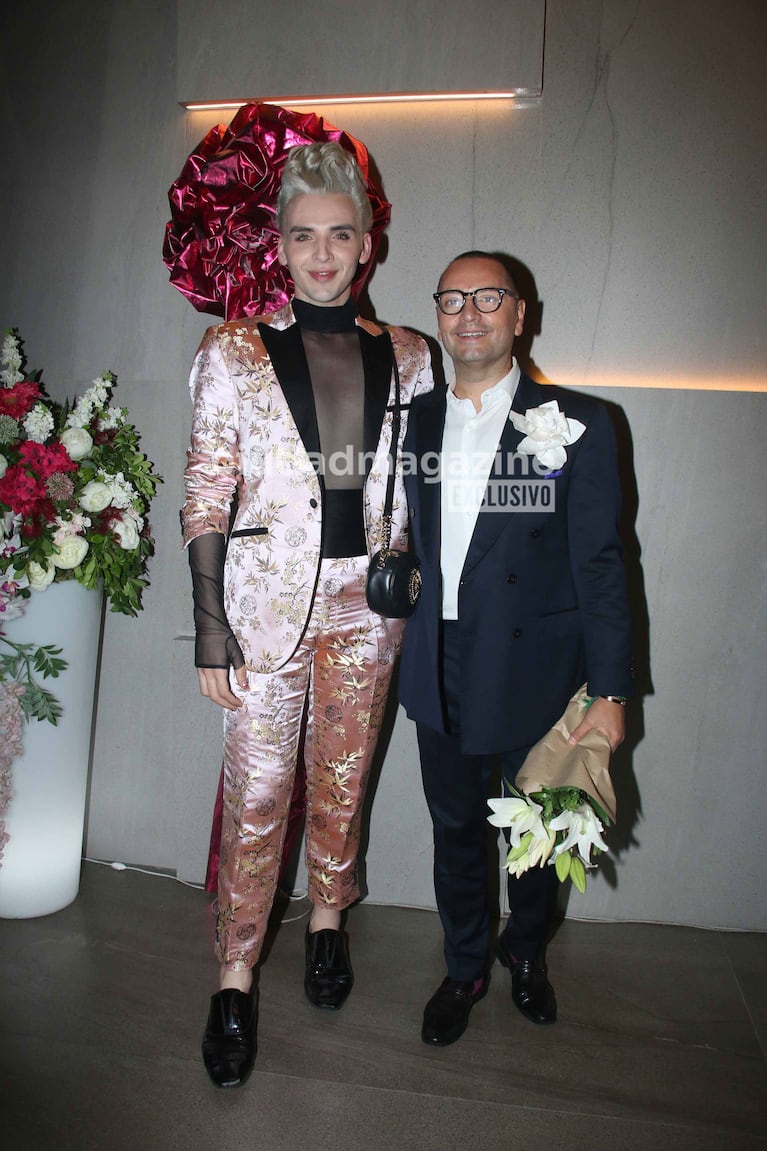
183, 91, 537, 111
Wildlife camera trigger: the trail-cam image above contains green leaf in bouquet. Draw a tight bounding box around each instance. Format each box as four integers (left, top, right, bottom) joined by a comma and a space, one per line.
507, 833, 533, 863
555, 851, 571, 883
570, 856, 587, 893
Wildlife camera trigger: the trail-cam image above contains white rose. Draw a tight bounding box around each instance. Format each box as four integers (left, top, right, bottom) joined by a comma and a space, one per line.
52, 535, 89, 570
112, 514, 140, 551
27, 559, 57, 591
0, 453, 7, 479
79, 480, 112, 513
60, 426, 93, 461
509, 401, 586, 471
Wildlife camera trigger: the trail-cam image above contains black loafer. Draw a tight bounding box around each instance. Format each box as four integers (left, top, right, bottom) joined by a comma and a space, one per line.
202, 988, 257, 1087
304, 928, 354, 1009
421, 976, 489, 1046
497, 936, 557, 1024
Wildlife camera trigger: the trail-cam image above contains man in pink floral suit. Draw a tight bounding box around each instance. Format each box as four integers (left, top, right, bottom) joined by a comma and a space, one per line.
181, 142, 433, 1087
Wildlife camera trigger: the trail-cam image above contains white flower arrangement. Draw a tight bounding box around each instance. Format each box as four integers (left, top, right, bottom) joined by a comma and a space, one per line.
488, 785, 611, 893
509, 399, 586, 472
0, 329, 162, 869
0, 330, 161, 623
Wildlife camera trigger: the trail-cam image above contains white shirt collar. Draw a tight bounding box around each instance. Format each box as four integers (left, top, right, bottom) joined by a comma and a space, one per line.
446, 360, 521, 414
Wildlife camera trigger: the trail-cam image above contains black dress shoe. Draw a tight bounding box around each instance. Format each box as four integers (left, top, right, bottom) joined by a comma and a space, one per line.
202, 988, 257, 1087
497, 936, 557, 1024
304, 928, 354, 1009
421, 976, 489, 1046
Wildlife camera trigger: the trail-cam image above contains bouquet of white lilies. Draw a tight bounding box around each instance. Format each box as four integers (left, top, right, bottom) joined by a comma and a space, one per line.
487, 685, 618, 893
488, 785, 611, 893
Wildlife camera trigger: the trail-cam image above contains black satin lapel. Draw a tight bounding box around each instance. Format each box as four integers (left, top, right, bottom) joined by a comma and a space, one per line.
416, 391, 447, 561
509, 371, 543, 416
359, 327, 394, 472
258, 322, 320, 464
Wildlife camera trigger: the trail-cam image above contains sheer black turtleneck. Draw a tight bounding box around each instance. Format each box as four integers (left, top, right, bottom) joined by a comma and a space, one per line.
293, 298, 367, 558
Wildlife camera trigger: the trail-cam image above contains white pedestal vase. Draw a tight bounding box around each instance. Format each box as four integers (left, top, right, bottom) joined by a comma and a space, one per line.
0, 580, 103, 918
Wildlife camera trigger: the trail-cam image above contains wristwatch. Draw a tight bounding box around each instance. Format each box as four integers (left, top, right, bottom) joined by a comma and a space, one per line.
600, 695, 627, 706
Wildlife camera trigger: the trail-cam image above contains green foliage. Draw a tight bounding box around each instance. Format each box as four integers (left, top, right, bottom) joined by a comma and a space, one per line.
528, 785, 612, 829
0, 636, 67, 725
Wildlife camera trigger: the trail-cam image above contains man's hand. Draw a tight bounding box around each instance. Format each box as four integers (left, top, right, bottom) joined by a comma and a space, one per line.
197, 665, 248, 710
569, 696, 625, 752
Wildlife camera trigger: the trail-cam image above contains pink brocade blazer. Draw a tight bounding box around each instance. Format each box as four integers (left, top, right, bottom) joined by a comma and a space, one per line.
181, 302, 434, 673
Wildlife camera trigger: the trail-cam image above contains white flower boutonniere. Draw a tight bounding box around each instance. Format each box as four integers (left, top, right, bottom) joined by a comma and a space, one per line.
509, 400, 586, 472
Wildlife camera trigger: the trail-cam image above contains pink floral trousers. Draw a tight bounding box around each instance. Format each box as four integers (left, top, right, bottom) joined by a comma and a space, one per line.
216, 555, 403, 971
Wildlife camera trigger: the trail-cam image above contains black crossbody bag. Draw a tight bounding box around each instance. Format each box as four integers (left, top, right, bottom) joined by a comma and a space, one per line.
365, 357, 421, 618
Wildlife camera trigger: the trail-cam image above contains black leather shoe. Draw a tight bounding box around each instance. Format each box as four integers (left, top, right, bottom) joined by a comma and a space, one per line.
202, 988, 257, 1087
421, 976, 489, 1046
497, 936, 557, 1024
304, 928, 354, 1009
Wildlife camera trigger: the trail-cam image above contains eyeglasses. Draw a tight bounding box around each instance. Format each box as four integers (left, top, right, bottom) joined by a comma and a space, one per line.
433, 287, 518, 315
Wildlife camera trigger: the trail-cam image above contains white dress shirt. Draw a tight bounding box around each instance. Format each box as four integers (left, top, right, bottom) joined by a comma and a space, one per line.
440, 362, 520, 620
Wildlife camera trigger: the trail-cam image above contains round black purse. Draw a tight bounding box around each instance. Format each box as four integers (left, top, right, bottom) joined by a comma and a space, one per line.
365, 354, 421, 619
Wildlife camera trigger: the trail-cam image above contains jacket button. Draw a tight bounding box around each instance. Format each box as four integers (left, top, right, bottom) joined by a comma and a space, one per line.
512, 628, 522, 638
309, 498, 318, 509
506, 574, 518, 584
529, 528, 541, 538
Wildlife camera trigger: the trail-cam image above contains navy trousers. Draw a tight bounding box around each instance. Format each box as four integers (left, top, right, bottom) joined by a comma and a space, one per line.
416, 621, 560, 981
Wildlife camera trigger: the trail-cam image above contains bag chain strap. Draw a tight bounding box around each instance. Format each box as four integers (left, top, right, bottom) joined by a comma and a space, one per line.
377, 343, 402, 568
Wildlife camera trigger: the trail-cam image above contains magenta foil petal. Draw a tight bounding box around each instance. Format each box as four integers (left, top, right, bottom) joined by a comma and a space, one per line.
163, 103, 391, 320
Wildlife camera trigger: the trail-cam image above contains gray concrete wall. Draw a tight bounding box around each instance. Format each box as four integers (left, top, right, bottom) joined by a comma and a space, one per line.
1, 0, 765, 929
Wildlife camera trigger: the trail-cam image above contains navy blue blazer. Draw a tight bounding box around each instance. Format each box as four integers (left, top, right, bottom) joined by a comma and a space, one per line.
398, 372, 633, 755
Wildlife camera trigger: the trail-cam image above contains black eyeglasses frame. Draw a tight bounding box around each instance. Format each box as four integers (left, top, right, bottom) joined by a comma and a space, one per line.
432, 287, 519, 315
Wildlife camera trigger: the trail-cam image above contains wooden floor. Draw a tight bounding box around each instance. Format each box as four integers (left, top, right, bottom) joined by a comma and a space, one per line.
1, 862, 766, 1150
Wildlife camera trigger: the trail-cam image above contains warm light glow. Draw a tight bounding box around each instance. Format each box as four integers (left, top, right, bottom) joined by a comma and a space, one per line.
183, 91, 536, 111
537, 371, 767, 393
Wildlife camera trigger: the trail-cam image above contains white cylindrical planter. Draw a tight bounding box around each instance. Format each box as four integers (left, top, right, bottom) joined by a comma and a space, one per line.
0, 580, 103, 918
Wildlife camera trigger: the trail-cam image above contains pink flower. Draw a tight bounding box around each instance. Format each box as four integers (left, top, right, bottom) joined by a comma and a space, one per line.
163, 102, 391, 321
0, 679, 25, 772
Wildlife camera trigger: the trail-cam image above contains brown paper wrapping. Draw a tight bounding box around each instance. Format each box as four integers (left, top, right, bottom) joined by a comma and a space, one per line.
514, 685, 617, 823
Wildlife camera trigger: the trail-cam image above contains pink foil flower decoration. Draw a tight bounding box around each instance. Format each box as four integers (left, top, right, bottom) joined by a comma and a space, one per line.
163, 103, 391, 321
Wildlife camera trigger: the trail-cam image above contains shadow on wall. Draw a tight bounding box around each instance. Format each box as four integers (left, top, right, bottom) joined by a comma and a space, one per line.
502, 253, 651, 878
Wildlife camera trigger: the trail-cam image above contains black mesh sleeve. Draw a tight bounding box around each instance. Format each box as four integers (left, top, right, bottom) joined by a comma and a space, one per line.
187, 533, 245, 670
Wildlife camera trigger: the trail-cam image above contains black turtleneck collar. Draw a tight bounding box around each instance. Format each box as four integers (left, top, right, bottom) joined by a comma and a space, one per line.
292, 296, 358, 333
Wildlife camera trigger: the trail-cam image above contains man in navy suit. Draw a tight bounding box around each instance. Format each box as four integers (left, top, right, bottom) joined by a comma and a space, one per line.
399, 251, 633, 1046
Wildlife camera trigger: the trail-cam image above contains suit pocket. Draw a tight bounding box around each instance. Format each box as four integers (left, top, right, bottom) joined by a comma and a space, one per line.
538, 604, 579, 619
229, 526, 268, 538
536, 606, 582, 638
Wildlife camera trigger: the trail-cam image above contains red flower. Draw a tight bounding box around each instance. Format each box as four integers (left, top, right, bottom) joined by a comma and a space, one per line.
18, 439, 78, 479
163, 102, 391, 321
0, 463, 47, 516
19, 501, 56, 538
0, 380, 41, 419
